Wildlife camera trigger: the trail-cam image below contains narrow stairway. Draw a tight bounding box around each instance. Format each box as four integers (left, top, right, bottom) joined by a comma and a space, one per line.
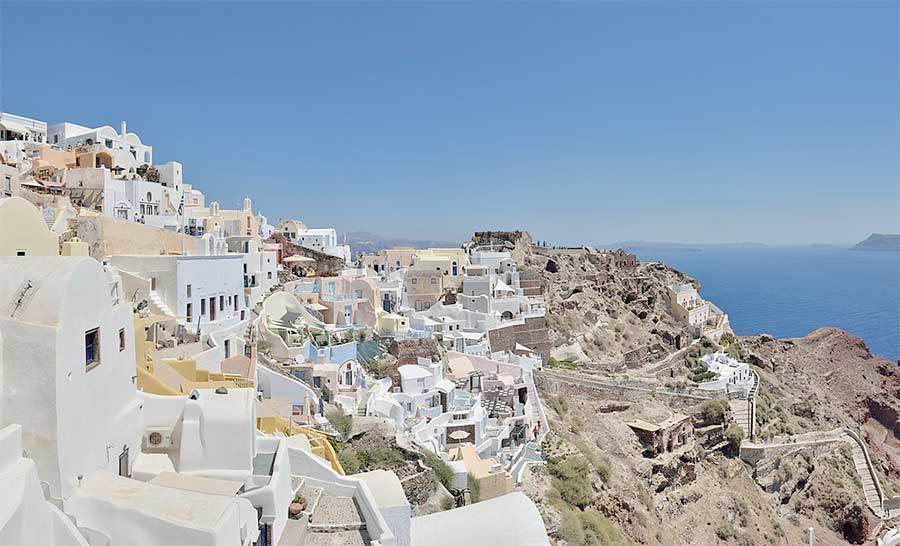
848, 438, 885, 518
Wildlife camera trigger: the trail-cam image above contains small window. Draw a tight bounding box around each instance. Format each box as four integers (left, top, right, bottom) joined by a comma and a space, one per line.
201, 298, 206, 316
411, 278, 417, 285
85, 328, 101, 371
186, 284, 192, 297
119, 328, 126, 351
430, 278, 437, 285
219, 295, 224, 311
186, 303, 192, 322
16, 250, 26, 256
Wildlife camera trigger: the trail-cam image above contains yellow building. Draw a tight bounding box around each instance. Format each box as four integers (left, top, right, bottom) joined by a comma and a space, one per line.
375, 309, 410, 336
187, 198, 259, 241
0, 196, 59, 256
415, 247, 469, 289
449, 445, 513, 502
134, 316, 253, 396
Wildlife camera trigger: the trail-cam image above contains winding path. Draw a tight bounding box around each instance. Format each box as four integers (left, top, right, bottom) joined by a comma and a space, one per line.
744, 427, 891, 519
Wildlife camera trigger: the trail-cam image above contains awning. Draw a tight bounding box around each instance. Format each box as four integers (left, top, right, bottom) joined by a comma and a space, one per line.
284, 255, 315, 263
0, 120, 31, 135
307, 303, 328, 311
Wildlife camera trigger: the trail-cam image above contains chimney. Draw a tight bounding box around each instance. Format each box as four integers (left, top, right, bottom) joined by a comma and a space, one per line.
120, 121, 127, 138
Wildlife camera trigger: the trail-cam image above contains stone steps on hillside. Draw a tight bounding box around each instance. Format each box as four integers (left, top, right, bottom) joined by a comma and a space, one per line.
847, 440, 885, 518
729, 399, 752, 439
308, 492, 363, 530
303, 529, 370, 546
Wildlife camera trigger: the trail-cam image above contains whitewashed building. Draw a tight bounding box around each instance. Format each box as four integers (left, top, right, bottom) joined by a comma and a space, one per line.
0, 112, 47, 142
277, 219, 351, 262
110, 253, 247, 335
47, 120, 152, 170
698, 351, 753, 392
0, 257, 143, 503
63, 167, 180, 229
0, 425, 90, 546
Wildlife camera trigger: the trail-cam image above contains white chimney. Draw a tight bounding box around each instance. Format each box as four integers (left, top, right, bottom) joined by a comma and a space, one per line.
120, 121, 127, 138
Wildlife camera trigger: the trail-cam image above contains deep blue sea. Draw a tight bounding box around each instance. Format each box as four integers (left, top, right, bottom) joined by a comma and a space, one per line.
626, 247, 900, 361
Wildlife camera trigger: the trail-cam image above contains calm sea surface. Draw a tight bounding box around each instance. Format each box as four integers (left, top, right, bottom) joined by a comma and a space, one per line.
627, 247, 900, 361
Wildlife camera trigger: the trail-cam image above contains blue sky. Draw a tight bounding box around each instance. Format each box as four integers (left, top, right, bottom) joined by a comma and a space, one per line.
1, 2, 897, 245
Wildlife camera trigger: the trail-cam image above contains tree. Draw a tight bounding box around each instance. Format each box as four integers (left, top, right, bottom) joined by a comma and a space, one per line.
697, 400, 728, 426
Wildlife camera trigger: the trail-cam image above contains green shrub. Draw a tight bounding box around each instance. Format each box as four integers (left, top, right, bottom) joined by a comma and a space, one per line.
338, 449, 361, 474
574, 439, 610, 483
326, 410, 353, 439
547, 357, 579, 370
366, 355, 395, 380
580, 509, 629, 545
725, 424, 744, 454
467, 473, 481, 503
689, 370, 718, 383
357, 446, 406, 469
423, 451, 453, 490
440, 495, 456, 511
558, 507, 633, 546
546, 395, 567, 415
558, 508, 587, 545
548, 456, 593, 509
697, 400, 728, 425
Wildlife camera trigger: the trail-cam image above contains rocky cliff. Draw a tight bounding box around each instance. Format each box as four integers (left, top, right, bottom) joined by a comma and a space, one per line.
521, 247, 697, 367
519, 233, 899, 545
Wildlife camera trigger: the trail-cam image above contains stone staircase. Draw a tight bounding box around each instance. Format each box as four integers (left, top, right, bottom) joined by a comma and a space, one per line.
510, 370, 548, 484
745, 428, 889, 520
844, 430, 886, 518
148, 290, 175, 318
304, 487, 368, 546
284, 479, 370, 545
730, 398, 752, 440
730, 370, 759, 440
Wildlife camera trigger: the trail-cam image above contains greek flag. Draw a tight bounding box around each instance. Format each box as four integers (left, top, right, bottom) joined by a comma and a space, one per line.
177, 194, 184, 216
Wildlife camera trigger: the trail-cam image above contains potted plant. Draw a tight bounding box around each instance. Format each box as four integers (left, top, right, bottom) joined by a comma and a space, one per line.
289, 493, 307, 518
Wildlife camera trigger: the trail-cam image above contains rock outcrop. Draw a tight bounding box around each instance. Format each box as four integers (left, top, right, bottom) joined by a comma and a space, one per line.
522, 247, 694, 366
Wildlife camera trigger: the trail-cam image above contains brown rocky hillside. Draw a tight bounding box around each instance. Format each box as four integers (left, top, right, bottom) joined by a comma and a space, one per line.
514, 239, 900, 545
521, 247, 699, 367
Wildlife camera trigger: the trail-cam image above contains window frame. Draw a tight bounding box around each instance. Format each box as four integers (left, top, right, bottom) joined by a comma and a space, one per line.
85, 328, 101, 371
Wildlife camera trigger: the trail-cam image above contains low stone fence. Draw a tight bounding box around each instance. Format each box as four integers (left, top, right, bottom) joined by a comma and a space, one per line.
537, 369, 723, 406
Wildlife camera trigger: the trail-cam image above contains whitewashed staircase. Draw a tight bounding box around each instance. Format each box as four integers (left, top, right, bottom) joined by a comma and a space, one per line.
148, 290, 175, 318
